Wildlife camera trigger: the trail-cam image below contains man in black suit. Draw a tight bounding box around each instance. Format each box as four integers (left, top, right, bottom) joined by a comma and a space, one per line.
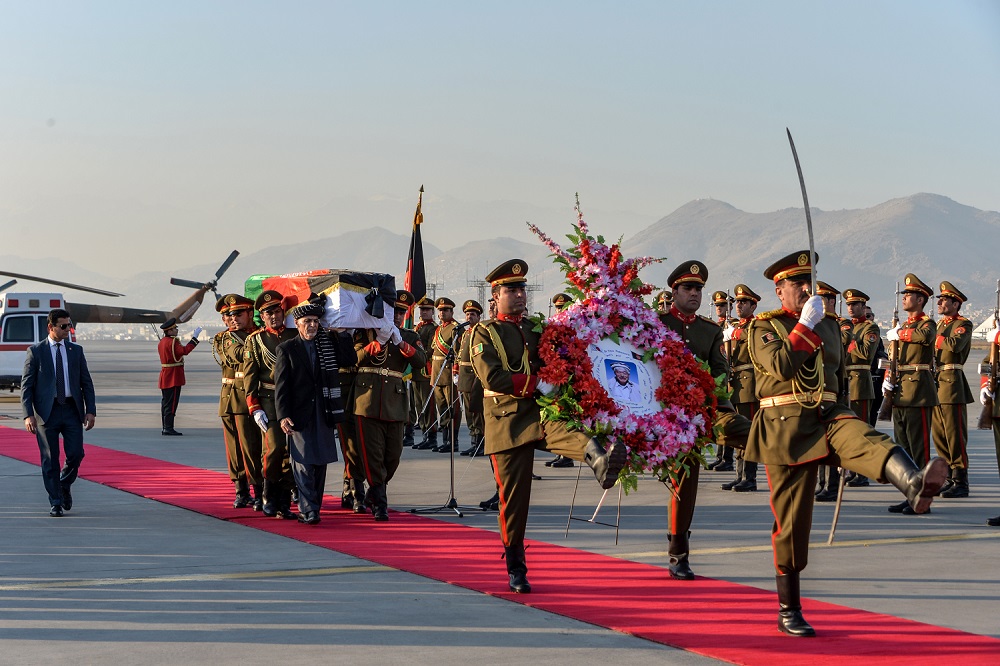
21, 308, 97, 517
274, 295, 357, 525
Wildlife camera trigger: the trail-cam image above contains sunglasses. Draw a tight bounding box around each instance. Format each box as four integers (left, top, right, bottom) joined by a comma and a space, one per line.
55, 323, 73, 330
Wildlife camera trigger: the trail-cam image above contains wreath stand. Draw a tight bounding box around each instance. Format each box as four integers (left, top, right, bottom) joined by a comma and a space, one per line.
564, 463, 623, 545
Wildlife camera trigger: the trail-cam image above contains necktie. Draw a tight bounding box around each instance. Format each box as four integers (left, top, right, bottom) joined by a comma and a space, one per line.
55, 343, 67, 404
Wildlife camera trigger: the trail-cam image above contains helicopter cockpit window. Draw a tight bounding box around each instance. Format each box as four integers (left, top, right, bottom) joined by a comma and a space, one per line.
1, 315, 36, 343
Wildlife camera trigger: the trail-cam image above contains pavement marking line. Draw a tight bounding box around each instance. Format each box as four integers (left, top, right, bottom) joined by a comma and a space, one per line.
616, 530, 1000, 559
0, 564, 394, 591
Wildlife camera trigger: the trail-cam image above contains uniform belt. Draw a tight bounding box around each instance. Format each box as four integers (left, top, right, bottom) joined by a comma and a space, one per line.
160, 362, 183, 368
484, 389, 522, 398
731, 363, 753, 372
234, 371, 245, 378
759, 391, 838, 408
845, 364, 871, 371
459, 361, 474, 367
358, 367, 405, 379
898, 364, 931, 371
339, 368, 356, 374
222, 378, 236, 385
432, 354, 449, 361
937, 363, 964, 372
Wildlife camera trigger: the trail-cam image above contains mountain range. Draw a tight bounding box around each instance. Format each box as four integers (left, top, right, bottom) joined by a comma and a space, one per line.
3, 193, 997, 324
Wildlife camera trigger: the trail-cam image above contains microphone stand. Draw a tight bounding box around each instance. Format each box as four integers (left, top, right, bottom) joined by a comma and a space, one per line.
409, 323, 479, 517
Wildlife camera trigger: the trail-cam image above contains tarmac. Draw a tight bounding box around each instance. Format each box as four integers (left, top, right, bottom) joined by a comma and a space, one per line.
1, 340, 998, 664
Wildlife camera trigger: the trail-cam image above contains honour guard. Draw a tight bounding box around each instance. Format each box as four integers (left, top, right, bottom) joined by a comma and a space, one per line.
411, 297, 438, 449
213, 294, 264, 509
932, 281, 974, 498
242, 290, 298, 518
721, 284, 761, 492
431, 297, 461, 452
706, 289, 737, 472
745, 251, 946, 637
470, 259, 626, 594
813, 281, 845, 502
546, 293, 575, 468
883, 274, 940, 514
350, 290, 426, 521
981, 327, 1000, 526
660, 261, 749, 579
840, 289, 881, 486
655, 290, 672, 314
157, 318, 201, 436
458, 299, 486, 457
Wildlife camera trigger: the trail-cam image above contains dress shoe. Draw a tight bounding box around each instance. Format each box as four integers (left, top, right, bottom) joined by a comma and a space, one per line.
550, 456, 574, 468
901, 503, 929, 516
374, 506, 389, 522
987, 515, 1000, 527
434, 444, 457, 453
297, 510, 320, 525
720, 478, 741, 491
49, 505, 64, 517
846, 475, 870, 487
233, 493, 253, 509
531, 473, 542, 480
60, 484, 73, 511
713, 462, 734, 472
544, 457, 556, 467
508, 572, 531, 593
253, 497, 264, 512
732, 480, 758, 493
276, 506, 295, 520
413, 440, 436, 450
479, 493, 500, 511
814, 488, 838, 502
261, 503, 278, 518
161, 428, 183, 436
706, 458, 723, 471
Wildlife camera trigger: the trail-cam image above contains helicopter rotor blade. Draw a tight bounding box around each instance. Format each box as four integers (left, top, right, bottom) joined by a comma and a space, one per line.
170, 277, 209, 290
0, 271, 124, 297
214, 250, 240, 280
0, 279, 17, 292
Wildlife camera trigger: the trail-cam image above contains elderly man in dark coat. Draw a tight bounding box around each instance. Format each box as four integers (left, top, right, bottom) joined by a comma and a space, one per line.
274, 294, 357, 525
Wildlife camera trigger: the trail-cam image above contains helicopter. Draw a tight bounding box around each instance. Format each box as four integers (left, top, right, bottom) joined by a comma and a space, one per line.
0, 251, 239, 390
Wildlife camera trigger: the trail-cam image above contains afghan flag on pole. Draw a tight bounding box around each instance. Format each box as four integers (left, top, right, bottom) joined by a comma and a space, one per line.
403, 185, 427, 329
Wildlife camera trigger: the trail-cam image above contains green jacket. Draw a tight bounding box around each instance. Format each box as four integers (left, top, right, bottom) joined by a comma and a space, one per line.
892, 313, 938, 407
935, 315, 974, 405
842, 318, 880, 401
352, 328, 426, 422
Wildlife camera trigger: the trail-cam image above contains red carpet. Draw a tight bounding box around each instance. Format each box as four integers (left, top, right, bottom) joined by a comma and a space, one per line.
3, 425, 998, 664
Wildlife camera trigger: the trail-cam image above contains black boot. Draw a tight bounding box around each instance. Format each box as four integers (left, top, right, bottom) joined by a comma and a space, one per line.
372, 484, 389, 522
714, 446, 734, 472
667, 532, 695, 580
161, 415, 182, 436
847, 473, 870, 487
936, 468, 956, 496
815, 468, 840, 502
550, 455, 574, 468
776, 572, 816, 637
987, 515, 1000, 527
721, 458, 743, 490
252, 484, 263, 511
341, 477, 353, 509
276, 486, 295, 519
941, 467, 969, 498
504, 544, 531, 593
733, 461, 758, 492
261, 481, 278, 517
815, 466, 828, 497
584, 439, 627, 490
414, 430, 438, 450
883, 447, 948, 514
480, 492, 500, 511
403, 423, 415, 448
233, 480, 252, 509
352, 478, 368, 514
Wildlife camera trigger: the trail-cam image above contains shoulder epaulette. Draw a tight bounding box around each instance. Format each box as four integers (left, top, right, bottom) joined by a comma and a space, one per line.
755, 309, 786, 321
697, 315, 720, 327
245, 329, 264, 341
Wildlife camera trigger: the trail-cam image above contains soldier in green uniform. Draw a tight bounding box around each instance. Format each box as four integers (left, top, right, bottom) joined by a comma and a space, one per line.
243, 290, 298, 518
545, 293, 576, 469
654, 290, 672, 314
931, 281, 974, 498
883, 274, 939, 514
721, 284, 761, 492
745, 250, 947, 637
980, 328, 1000, 526
840, 289, 881, 487
431, 297, 461, 452
212, 294, 263, 509
411, 297, 438, 449
458, 299, 486, 457
469, 259, 626, 594
660, 261, 749, 579
706, 290, 738, 473
813, 281, 845, 502
350, 290, 426, 521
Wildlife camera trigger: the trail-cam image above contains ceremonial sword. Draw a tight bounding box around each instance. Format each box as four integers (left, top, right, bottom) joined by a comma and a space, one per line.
785, 128, 847, 544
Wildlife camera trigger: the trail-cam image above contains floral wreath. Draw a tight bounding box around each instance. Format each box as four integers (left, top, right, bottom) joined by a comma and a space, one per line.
529, 199, 722, 491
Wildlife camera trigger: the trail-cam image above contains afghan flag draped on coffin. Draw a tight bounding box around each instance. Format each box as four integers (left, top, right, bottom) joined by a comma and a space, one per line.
244, 269, 396, 337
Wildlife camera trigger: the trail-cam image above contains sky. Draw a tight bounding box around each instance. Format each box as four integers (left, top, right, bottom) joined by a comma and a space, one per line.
2, 1, 999, 278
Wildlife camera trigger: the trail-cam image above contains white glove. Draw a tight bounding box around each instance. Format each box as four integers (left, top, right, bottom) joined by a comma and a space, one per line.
252, 409, 269, 432
375, 324, 392, 345
722, 326, 734, 342
536, 379, 556, 396
452, 374, 459, 386
798, 295, 824, 330
192, 327, 203, 339
882, 379, 895, 395
389, 326, 403, 346
980, 386, 994, 406
886, 326, 901, 342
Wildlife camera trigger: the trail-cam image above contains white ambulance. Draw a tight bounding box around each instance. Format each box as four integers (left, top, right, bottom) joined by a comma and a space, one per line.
0, 292, 73, 391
